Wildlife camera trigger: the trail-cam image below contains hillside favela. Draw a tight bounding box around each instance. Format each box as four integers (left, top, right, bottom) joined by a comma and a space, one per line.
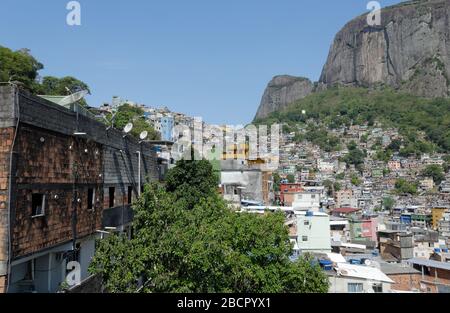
1, 0, 450, 299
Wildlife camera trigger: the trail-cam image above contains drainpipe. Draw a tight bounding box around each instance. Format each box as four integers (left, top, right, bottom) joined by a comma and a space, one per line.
6, 85, 20, 293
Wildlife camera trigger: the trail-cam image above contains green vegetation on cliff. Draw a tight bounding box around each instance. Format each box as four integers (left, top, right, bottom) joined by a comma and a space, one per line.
254, 87, 450, 153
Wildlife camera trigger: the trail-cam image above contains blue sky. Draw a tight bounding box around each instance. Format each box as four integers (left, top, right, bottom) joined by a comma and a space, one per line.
0, 0, 401, 124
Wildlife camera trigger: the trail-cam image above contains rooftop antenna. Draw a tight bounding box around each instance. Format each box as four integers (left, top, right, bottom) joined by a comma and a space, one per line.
106, 96, 121, 131
123, 122, 134, 138
139, 131, 148, 143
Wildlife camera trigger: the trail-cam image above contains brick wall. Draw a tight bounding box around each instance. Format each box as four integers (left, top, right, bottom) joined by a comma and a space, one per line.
388, 273, 422, 291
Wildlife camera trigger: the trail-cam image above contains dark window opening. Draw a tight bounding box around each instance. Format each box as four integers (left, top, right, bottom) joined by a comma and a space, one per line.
372, 284, 383, 293
128, 186, 133, 204
32, 194, 45, 217
87, 188, 95, 211
109, 187, 115, 208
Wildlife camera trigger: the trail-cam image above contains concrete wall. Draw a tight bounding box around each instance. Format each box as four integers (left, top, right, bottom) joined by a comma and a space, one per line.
328, 275, 392, 293
297, 214, 331, 253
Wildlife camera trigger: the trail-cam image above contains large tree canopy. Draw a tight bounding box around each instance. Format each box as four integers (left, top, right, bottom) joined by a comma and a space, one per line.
0, 45, 89, 99
0, 46, 43, 89
89, 160, 329, 293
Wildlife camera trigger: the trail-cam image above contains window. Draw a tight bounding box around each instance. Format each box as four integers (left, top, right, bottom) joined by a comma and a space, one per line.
304, 220, 310, 226
302, 236, 308, 242
32, 194, 45, 217
87, 188, 95, 211
24, 259, 35, 281
348, 283, 364, 293
311, 194, 316, 199
109, 187, 115, 208
372, 284, 383, 293
127, 186, 133, 204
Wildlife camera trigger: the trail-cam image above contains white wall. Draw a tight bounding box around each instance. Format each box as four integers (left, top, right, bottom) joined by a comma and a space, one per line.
296, 214, 331, 253
328, 276, 392, 293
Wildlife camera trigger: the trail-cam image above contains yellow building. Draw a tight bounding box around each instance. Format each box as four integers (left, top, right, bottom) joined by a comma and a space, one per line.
432, 207, 449, 230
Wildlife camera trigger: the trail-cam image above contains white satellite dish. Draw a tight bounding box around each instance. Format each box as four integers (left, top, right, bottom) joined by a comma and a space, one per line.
58, 90, 89, 106
364, 259, 372, 266
124, 123, 134, 134
301, 110, 306, 115
139, 131, 148, 140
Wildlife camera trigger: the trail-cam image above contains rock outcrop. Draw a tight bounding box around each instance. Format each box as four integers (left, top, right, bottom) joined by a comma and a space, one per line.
319, 0, 450, 98
254, 0, 450, 120
254, 75, 314, 120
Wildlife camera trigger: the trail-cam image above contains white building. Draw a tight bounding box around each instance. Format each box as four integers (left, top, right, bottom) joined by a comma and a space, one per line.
296, 211, 331, 253
292, 191, 321, 211
327, 263, 394, 293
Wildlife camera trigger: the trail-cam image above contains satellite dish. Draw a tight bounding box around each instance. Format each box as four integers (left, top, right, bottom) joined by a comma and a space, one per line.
364, 259, 372, 266
58, 90, 89, 106
139, 131, 148, 140
124, 123, 134, 134
301, 110, 306, 115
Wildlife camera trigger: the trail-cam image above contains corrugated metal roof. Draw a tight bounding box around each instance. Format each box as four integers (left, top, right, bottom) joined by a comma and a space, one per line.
407, 258, 450, 271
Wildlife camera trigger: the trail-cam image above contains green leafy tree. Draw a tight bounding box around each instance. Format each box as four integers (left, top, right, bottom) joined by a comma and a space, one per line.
0, 46, 42, 90
351, 175, 362, 186
343, 142, 365, 167
333, 181, 342, 192
382, 197, 395, 213
106, 103, 160, 140
0, 46, 90, 101
421, 165, 445, 185
90, 160, 329, 293
395, 179, 418, 195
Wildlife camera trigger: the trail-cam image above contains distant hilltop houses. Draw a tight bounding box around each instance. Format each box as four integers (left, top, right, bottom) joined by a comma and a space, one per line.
89, 96, 203, 142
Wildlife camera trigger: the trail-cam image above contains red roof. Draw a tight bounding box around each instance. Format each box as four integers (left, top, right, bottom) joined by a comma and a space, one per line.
333, 207, 360, 214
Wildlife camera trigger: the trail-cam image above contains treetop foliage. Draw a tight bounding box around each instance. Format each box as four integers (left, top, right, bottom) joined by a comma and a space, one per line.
90, 159, 329, 293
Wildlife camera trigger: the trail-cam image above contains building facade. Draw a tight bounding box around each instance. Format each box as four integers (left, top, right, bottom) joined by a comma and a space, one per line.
0, 86, 158, 293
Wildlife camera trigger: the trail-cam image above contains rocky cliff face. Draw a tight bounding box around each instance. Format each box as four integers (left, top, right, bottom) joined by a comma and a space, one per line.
255, 0, 450, 120
320, 0, 450, 98
254, 75, 314, 120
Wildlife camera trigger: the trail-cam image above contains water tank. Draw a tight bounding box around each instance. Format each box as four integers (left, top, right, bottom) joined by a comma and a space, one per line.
350, 259, 360, 265
434, 248, 441, 253
319, 260, 333, 271
443, 248, 449, 253
306, 211, 314, 217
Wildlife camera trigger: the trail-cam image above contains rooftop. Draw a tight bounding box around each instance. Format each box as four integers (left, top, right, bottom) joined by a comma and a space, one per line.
333, 263, 394, 283
379, 263, 421, 275
333, 208, 361, 214
407, 258, 450, 271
